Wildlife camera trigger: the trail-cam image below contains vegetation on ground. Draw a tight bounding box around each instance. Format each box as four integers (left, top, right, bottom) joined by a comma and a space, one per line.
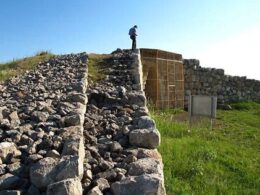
88, 53, 111, 83
0, 51, 54, 82
150, 102, 260, 194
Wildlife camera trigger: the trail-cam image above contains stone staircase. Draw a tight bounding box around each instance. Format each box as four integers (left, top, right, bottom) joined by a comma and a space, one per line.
0, 50, 165, 195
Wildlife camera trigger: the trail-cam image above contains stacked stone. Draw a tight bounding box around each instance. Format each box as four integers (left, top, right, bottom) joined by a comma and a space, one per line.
184, 59, 260, 108
0, 53, 88, 194
82, 50, 165, 195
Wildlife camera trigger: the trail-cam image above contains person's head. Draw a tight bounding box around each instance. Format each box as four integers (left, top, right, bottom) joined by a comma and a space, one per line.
134, 25, 137, 28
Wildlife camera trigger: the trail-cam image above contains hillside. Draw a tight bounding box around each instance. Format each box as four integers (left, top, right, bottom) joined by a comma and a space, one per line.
1, 50, 260, 195
0, 50, 165, 195
0, 51, 54, 82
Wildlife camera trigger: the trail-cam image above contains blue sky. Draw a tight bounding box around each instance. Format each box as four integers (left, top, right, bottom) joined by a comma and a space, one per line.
1, 0, 260, 79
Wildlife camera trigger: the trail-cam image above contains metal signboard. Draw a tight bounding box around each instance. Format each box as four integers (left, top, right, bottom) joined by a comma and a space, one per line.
188, 95, 217, 130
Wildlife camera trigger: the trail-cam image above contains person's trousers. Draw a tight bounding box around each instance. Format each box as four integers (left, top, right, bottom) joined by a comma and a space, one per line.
131, 36, 136, 50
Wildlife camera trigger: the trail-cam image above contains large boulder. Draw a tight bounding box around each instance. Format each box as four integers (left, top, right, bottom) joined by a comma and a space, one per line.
111, 174, 165, 195
30, 156, 83, 190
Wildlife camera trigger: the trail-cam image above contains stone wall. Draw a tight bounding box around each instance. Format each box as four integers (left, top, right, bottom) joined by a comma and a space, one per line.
0, 50, 165, 195
83, 50, 165, 195
184, 59, 260, 108
0, 53, 88, 194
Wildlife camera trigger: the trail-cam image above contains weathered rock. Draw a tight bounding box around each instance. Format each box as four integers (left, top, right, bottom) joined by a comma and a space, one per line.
0, 142, 21, 163
8, 111, 20, 128
31, 111, 49, 122
30, 157, 58, 189
63, 114, 82, 127
87, 186, 102, 195
46, 178, 82, 195
137, 116, 155, 129
55, 155, 84, 181
129, 129, 160, 149
111, 174, 165, 195
128, 158, 162, 176
93, 178, 110, 191
0, 173, 20, 191
110, 142, 123, 153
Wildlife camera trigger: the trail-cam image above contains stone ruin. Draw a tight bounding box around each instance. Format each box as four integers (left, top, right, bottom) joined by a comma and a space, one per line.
0, 50, 165, 195
184, 59, 260, 108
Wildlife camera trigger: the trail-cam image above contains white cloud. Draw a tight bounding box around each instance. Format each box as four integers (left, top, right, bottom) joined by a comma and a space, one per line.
196, 26, 260, 80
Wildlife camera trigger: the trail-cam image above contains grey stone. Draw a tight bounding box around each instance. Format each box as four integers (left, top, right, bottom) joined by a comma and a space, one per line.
6, 162, 25, 177
8, 111, 20, 128
46, 178, 82, 195
128, 158, 162, 176
111, 174, 166, 195
129, 129, 160, 149
31, 111, 49, 122
55, 155, 84, 181
137, 116, 155, 129
110, 142, 123, 153
0, 142, 21, 163
87, 186, 102, 195
63, 114, 82, 127
30, 157, 58, 189
93, 178, 110, 191
67, 93, 87, 104
0, 173, 20, 191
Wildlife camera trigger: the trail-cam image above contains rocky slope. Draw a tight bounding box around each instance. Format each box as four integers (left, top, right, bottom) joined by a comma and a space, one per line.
0, 50, 165, 195
0, 53, 88, 194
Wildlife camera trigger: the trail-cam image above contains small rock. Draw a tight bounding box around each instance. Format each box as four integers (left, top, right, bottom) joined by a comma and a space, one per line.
110, 142, 123, 153
46, 150, 60, 159
31, 111, 49, 122
93, 178, 110, 191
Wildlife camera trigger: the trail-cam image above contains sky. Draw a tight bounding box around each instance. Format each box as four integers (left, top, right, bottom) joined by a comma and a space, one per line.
1, 0, 260, 80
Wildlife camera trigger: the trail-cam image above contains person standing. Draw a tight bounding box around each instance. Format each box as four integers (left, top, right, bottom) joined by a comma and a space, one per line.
129, 25, 138, 50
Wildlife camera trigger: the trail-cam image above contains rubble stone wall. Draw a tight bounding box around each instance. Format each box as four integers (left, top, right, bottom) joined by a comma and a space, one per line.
82, 50, 165, 195
0, 50, 165, 195
0, 53, 88, 194
183, 59, 260, 107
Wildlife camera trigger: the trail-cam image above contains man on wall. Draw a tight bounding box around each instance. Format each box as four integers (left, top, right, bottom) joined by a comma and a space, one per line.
129, 25, 138, 50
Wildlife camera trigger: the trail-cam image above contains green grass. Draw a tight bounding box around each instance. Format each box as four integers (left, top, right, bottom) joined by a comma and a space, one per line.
150, 102, 260, 194
88, 53, 110, 82
0, 51, 54, 82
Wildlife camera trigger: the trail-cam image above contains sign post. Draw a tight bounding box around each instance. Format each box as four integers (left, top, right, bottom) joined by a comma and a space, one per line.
188, 95, 217, 130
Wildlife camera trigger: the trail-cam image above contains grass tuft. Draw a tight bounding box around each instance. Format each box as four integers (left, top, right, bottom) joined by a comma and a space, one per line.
88, 53, 111, 83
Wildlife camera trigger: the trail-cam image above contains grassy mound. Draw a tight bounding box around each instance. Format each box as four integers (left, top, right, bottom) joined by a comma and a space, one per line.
0, 51, 54, 82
